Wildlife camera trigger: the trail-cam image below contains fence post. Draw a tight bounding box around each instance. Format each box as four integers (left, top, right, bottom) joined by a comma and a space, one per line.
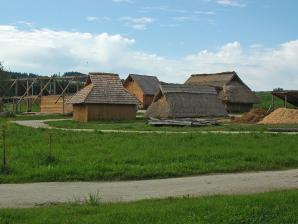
1, 123, 8, 174
48, 131, 52, 159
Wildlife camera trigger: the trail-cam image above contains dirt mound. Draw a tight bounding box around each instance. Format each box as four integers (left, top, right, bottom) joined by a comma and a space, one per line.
259, 108, 298, 124
234, 109, 268, 123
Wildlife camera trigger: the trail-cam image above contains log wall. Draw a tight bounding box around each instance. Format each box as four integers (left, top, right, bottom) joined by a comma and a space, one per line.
73, 104, 137, 122
123, 80, 143, 107
40, 95, 73, 114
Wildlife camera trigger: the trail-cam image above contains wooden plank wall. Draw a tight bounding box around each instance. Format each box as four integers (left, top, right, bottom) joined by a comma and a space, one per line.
73, 104, 136, 122
87, 104, 136, 121
123, 80, 143, 106
40, 95, 73, 114
143, 95, 154, 109
73, 104, 88, 122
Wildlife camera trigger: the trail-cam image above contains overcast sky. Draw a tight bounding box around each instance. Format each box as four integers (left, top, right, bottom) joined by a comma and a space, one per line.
0, 0, 298, 90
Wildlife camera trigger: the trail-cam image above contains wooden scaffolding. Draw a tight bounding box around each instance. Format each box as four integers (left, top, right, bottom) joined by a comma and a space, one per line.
0, 76, 86, 113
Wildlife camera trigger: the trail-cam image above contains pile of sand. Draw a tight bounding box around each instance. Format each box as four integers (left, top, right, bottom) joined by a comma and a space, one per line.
234, 109, 268, 123
259, 108, 298, 124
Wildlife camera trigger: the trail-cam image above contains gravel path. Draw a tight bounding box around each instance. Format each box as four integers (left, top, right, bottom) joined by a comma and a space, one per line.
12, 119, 298, 135
0, 169, 297, 208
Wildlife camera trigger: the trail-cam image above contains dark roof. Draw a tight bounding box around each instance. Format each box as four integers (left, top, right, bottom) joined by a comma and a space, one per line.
146, 84, 228, 118
185, 71, 242, 87
124, 74, 160, 95
185, 71, 259, 104
69, 73, 138, 105
272, 90, 298, 107
160, 84, 217, 95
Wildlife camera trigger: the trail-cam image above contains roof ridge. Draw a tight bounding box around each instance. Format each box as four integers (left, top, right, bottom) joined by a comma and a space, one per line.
84, 83, 95, 102
191, 71, 236, 77
129, 74, 157, 78
89, 72, 118, 76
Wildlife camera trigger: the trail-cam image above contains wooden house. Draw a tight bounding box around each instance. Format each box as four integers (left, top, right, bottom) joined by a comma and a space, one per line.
185, 71, 259, 113
68, 73, 138, 122
123, 74, 160, 109
145, 84, 227, 119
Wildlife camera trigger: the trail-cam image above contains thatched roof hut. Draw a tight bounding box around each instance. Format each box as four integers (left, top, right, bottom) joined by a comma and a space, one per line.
69, 73, 138, 122
123, 74, 160, 109
145, 84, 227, 119
185, 71, 259, 113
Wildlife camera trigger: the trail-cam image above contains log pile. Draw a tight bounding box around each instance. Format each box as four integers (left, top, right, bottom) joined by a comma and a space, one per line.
148, 118, 219, 127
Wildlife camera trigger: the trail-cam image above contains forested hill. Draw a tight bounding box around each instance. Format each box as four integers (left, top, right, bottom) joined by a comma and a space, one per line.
3, 71, 87, 79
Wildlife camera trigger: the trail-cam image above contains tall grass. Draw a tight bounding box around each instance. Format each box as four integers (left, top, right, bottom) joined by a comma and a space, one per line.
0, 190, 297, 224
0, 123, 297, 183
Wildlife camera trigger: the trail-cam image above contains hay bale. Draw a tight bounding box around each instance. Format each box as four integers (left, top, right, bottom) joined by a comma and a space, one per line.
234, 109, 268, 123
259, 108, 298, 124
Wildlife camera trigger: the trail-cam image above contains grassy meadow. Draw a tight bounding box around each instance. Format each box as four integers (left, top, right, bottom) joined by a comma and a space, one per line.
0, 190, 297, 224
47, 118, 298, 132
0, 119, 297, 183
0, 91, 297, 183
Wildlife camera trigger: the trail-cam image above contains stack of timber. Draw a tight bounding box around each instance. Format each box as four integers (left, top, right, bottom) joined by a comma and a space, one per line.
40, 95, 73, 114
148, 118, 219, 127
267, 127, 298, 133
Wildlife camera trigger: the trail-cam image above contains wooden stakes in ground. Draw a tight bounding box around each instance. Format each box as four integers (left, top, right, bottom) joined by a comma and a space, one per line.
46, 130, 55, 164
1, 122, 9, 174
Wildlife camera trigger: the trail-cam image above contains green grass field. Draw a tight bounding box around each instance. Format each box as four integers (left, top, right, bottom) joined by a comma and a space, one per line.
47, 118, 298, 132
3, 101, 40, 113
0, 119, 297, 183
0, 190, 297, 224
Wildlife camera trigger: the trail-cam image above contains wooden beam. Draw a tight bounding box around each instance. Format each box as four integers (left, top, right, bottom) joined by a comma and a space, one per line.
15, 79, 18, 96
17, 78, 38, 105
31, 77, 54, 105
55, 77, 75, 104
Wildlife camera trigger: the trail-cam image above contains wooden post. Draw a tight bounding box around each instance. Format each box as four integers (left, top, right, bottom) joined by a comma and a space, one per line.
15, 80, 18, 113
26, 79, 30, 112
12, 98, 15, 113
48, 132, 52, 159
15, 79, 18, 97
284, 95, 288, 108
53, 80, 57, 95
62, 95, 65, 114
76, 81, 79, 92
2, 126, 8, 174
40, 80, 43, 96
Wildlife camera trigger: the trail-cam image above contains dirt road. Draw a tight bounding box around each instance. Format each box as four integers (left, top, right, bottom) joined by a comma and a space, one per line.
0, 169, 297, 208
13, 119, 298, 134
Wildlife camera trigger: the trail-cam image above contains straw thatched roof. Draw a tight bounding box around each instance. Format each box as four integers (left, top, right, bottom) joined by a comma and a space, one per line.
124, 74, 160, 95
185, 71, 259, 104
145, 84, 228, 118
69, 73, 138, 105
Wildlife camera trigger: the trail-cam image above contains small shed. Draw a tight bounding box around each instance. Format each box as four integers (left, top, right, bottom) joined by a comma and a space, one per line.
145, 84, 227, 119
40, 95, 73, 114
69, 73, 138, 122
185, 71, 259, 113
271, 90, 298, 109
123, 74, 160, 109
